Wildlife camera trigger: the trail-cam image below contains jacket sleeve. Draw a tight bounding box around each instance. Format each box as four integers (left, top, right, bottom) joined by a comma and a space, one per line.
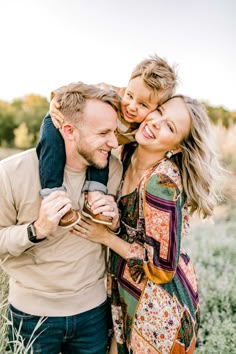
126, 172, 184, 285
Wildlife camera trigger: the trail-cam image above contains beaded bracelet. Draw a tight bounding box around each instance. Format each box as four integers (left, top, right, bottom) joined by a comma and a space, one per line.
107, 227, 121, 235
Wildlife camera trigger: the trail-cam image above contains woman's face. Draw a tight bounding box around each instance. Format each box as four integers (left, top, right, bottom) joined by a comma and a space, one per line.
135, 97, 191, 154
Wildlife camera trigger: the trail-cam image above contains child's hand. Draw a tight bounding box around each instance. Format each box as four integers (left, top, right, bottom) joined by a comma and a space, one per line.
49, 98, 64, 129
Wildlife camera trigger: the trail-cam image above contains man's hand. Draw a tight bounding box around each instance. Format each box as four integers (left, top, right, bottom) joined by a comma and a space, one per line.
85, 192, 120, 231
34, 191, 72, 239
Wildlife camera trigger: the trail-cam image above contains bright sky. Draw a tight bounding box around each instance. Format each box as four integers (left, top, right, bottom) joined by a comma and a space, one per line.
1, 0, 235, 110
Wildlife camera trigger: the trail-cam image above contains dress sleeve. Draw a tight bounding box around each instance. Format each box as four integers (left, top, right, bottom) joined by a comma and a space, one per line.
127, 171, 183, 285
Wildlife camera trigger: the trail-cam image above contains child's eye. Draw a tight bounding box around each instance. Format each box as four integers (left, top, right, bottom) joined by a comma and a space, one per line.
167, 124, 174, 133
141, 103, 147, 108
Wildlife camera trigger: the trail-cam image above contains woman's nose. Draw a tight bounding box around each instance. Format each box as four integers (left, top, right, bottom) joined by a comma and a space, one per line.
149, 118, 160, 129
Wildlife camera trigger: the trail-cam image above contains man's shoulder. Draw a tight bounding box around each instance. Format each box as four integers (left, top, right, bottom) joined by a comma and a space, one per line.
0, 148, 38, 171
109, 152, 122, 171
107, 153, 122, 196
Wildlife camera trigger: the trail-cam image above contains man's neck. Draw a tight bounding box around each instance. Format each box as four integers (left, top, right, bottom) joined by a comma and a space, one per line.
65, 152, 89, 172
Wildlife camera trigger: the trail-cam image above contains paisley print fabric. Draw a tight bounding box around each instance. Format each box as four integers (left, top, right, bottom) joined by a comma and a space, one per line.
110, 151, 200, 353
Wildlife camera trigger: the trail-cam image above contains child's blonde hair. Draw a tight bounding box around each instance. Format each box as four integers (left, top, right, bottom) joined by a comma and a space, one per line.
130, 54, 177, 104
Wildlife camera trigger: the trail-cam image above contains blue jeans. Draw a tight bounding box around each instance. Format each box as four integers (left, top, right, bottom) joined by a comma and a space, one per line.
36, 113, 109, 192
7, 300, 108, 354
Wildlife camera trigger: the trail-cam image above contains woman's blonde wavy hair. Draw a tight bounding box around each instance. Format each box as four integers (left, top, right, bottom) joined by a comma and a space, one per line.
171, 95, 225, 218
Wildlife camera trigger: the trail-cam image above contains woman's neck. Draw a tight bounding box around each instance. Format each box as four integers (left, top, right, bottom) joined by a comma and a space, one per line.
131, 146, 165, 172
121, 146, 165, 196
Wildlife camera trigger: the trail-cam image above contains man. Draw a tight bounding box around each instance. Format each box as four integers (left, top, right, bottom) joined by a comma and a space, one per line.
0, 82, 122, 354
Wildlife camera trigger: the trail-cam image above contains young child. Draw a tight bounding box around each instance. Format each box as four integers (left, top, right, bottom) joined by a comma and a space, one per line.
36, 54, 178, 228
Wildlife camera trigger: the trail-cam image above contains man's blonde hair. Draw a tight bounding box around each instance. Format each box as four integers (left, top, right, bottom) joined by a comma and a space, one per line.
130, 54, 177, 104
53, 81, 121, 124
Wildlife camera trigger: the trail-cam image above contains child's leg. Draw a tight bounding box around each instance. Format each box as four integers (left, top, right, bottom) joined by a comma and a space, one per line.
84, 163, 109, 194
36, 113, 80, 228
36, 113, 65, 190
82, 155, 113, 226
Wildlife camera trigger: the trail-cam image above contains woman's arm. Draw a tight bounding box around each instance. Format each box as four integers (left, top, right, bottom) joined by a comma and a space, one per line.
130, 171, 183, 284
72, 168, 184, 285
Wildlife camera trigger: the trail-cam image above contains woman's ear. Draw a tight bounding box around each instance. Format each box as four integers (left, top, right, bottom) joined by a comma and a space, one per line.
172, 146, 182, 155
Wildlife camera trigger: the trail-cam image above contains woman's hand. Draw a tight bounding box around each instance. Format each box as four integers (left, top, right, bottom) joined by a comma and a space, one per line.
72, 216, 130, 260
49, 98, 64, 129
72, 194, 120, 245
72, 217, 111, 246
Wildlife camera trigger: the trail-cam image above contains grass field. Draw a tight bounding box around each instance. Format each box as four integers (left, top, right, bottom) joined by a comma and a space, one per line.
0, 145, 235, 353
183, 219, 236, 353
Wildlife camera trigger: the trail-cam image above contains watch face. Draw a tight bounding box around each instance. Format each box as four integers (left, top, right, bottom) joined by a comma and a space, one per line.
27, 223, 45, 243
27, 223, 39, 243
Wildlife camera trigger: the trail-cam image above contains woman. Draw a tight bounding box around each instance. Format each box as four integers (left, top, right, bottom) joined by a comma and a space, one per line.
73, 95, 223, 353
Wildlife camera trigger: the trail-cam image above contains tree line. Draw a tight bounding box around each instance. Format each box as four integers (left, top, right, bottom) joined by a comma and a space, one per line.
0, 94, 235, 149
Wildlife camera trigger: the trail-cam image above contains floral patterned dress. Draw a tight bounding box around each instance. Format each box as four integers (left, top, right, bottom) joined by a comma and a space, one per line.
110, 148, 200, 354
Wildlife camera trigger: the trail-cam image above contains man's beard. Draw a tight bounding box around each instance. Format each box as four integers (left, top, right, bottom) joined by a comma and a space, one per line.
76, 146, 107, 169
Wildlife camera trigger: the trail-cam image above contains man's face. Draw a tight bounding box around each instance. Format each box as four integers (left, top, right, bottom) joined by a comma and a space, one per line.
75, 99, 118, 169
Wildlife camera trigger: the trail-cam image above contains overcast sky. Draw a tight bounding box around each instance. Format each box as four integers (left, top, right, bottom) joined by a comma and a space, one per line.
1, 0, 235, 110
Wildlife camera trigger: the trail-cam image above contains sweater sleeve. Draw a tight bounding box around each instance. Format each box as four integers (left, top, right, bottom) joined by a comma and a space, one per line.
0, 164, 35, 259
126, 171, 183, 285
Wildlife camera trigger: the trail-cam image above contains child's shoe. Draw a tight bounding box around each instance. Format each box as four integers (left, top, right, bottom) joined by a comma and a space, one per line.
59, 208, 81, 229
82, 201, 113, 226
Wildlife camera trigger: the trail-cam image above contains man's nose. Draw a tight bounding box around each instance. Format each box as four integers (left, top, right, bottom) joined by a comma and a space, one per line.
107, 132, 118, 149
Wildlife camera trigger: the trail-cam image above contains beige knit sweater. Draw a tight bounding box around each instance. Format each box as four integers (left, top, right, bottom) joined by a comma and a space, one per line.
0, 149, 122, 316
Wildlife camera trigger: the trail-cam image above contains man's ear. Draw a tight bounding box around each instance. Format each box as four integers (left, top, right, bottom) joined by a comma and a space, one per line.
62, 124, 75, 140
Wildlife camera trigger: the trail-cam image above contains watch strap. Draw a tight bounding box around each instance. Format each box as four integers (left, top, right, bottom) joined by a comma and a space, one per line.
27, 222, 46, 243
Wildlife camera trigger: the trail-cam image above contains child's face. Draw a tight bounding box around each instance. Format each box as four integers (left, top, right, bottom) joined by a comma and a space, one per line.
121, 77, 160, 124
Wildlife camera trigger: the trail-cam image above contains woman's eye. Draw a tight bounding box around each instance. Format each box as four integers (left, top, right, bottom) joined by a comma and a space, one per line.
157, 108, 162, 115
168, 124, 174, 133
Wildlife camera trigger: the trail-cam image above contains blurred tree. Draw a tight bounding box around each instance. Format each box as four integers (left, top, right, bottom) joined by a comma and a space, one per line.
203, 102, 235, 128
14, 122, 34, 149
12, 94, 49, 145
0, 100, 17, 146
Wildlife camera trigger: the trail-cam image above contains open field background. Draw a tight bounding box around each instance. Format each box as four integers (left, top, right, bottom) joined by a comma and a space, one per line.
0, 122, 235, 353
